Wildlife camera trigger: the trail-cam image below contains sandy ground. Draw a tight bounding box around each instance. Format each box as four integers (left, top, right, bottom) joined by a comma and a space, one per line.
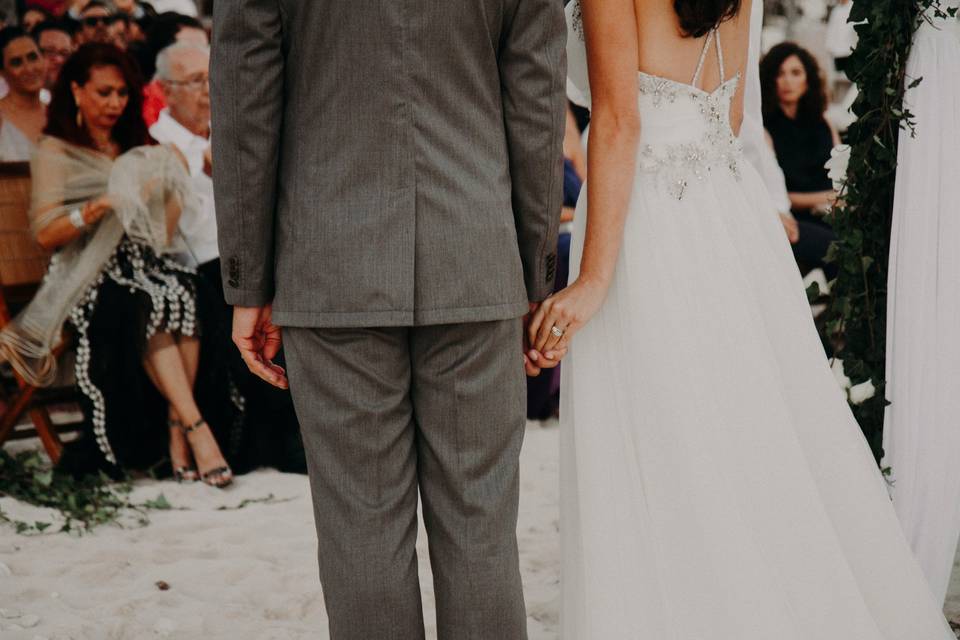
3, 420, 960, 639
0, 422, 559, 640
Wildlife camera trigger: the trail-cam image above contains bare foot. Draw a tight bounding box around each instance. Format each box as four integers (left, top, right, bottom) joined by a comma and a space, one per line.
183, 420, 233, 488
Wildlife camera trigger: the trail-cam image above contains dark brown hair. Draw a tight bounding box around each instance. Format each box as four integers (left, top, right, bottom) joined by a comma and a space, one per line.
0, 26, 36, 70
759, 41, 828, 124
674, 0, 742, 38
44, 43, 151, 152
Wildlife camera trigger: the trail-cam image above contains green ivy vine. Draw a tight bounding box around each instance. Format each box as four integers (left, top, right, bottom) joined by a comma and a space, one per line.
825, 0, 956, 462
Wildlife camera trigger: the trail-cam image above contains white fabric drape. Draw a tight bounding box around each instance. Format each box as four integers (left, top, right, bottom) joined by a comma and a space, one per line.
883, 3, 960, 604
740, 0, 792, 215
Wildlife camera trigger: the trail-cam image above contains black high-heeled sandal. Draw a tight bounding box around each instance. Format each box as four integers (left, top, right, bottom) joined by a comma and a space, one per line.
168, 418, 199, 483
181, 418, 233, 488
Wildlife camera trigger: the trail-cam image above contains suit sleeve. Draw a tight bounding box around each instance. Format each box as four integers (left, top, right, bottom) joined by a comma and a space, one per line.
210, 0, 285, 307
499, 0, 567, 302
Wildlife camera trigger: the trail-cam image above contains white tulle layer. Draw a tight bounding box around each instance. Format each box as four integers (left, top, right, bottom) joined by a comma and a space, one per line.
560, 145, 954, 637
883, 12, 960, 605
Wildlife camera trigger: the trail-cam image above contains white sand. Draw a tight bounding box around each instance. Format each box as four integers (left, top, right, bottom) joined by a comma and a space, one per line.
3, 420, 960, 639
0, 422, 560, 640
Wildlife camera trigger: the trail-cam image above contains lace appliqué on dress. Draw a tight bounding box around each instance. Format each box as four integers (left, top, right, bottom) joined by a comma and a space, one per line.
637, 73, 744, 200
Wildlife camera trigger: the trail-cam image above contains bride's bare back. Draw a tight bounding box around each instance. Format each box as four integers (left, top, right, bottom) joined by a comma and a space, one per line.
639, 0, 752, 130
580, 0, 753, 132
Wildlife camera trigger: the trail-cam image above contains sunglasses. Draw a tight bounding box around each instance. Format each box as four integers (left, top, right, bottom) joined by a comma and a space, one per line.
82, 15, 121, 27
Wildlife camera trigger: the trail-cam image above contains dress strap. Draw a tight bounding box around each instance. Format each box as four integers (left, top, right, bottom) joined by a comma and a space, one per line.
690, 29, 715, 88
715, 28, 726, 83
691, 27, 726, 90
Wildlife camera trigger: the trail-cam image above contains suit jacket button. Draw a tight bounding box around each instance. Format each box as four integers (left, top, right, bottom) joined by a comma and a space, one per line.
228, 278, 240, 288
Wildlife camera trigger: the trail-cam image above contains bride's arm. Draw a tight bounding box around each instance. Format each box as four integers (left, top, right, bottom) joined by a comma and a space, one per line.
528, 0, 641, 353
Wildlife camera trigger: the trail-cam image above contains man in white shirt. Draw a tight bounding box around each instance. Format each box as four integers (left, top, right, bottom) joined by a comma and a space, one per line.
150, 40, 305, 470
149, 41, 218, 274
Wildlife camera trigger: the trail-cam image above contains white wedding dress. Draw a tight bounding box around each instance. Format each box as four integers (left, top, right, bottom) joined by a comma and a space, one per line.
560, 6, 955, 638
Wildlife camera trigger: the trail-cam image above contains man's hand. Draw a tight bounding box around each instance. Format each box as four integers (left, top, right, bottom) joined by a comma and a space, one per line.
232, 304, 288, 389
523, 302, 567, 377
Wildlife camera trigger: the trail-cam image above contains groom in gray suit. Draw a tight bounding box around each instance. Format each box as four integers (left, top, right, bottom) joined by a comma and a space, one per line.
210, 1, 566, 639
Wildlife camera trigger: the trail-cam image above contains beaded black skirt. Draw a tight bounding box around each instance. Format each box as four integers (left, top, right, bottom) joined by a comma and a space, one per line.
58, 237, 245, 478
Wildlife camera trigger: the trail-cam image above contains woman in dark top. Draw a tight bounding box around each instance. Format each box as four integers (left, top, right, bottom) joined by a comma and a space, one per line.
761, 42, 840, 277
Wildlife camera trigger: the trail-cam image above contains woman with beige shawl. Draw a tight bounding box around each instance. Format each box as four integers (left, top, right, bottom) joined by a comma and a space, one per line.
0, 43, 240, 487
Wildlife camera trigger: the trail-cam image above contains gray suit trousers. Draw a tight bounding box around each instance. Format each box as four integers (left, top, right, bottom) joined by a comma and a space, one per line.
284, 320, 528, 640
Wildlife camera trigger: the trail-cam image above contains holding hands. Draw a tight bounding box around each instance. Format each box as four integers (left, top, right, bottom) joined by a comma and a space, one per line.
525, 277, 609, 371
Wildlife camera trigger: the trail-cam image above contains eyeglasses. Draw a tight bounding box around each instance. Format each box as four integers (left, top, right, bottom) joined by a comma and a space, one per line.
40, 47, 73, 60
166, 74, 209, 91
82, 15, 120, 27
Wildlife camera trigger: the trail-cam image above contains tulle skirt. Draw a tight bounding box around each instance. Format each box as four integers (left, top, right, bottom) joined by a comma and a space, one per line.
560, 157, 953, 638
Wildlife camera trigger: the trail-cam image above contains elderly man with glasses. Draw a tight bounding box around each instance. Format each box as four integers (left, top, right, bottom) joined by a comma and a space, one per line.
149, 41, 214, 273
150, 39, 304, 471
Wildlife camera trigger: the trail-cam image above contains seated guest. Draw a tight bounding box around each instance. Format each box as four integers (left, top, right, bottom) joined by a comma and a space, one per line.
150, 42, 213, 268
20, 6, 53, 32
150, 41, 305, 472
111, 0, 156, 45
0, 43, 242, 487
138, 12, 205, 125
34, 19, 74, 91
761, 42, 840, 278
0, 27, 47, 160
73, 0, 119, 45
107, 11, 131, 49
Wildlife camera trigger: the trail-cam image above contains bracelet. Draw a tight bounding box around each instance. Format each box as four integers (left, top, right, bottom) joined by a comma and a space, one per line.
68, 207, 86, 230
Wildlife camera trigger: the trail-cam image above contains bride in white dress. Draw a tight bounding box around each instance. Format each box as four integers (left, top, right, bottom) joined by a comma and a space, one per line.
526, 0, 956, 637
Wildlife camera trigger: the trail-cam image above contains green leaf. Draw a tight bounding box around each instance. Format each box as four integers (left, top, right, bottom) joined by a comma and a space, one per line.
34, 470, 53, 487
144, 494, 172, 511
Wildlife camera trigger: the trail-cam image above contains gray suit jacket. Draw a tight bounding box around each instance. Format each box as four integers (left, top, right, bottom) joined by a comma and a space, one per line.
211, 0, 567, 327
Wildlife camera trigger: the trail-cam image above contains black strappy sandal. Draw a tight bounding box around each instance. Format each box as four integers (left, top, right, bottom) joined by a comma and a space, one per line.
181, 418, 234, 489
168, 418, 199, 483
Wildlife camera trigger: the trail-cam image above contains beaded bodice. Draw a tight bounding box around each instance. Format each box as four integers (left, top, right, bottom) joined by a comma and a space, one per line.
636, 29, 743, 200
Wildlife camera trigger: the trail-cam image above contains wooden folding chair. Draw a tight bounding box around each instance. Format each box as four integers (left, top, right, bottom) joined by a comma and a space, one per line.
0, 161, 81, 464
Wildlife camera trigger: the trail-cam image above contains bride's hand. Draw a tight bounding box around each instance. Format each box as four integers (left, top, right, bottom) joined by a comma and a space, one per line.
528, 277, 608, 354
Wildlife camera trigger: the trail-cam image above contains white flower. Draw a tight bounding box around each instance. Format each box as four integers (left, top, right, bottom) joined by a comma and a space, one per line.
825, 144, 851, 192
849, 379, 877, 405
831, 358, 852, 390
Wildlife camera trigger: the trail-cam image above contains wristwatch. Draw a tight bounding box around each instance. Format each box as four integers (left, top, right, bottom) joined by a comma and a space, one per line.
68, 207, 86, 230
